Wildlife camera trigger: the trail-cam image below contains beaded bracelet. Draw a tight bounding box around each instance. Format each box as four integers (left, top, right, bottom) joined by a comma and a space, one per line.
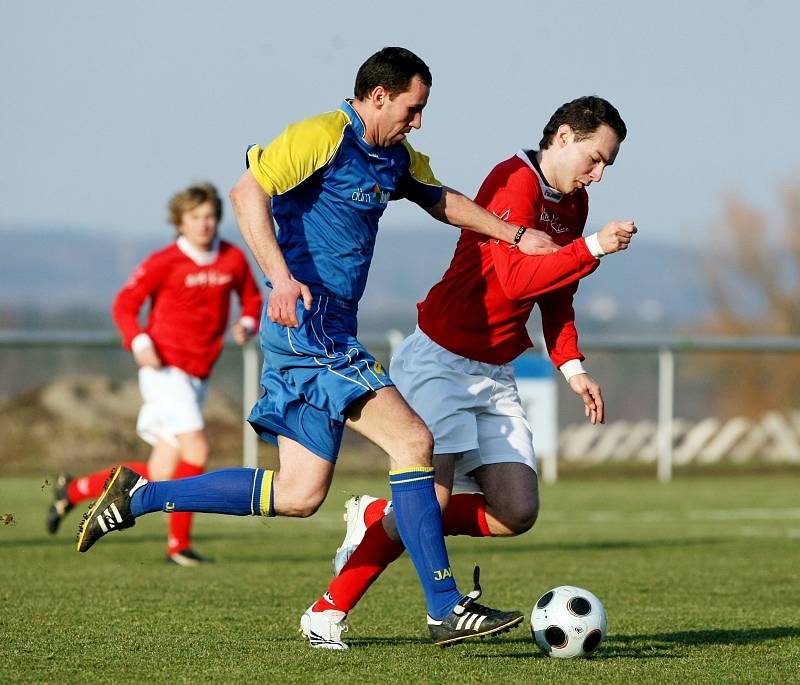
510, 225, 527, 248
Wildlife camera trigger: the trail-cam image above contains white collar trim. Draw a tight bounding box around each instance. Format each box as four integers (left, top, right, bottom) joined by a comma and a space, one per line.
516, 149, 564, 203
177, 236, 220, 266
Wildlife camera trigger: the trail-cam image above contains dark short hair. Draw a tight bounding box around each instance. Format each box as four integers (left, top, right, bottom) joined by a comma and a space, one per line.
354, 47, 432, 100
539, 96, 627, 149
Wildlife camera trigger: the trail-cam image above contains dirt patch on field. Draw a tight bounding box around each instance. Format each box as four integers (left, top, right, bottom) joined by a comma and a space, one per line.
0, 375, 384, 477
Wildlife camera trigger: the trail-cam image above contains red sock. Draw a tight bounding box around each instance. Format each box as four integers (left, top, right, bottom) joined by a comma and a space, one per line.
167, 460, 205, 555
364, 498, 389, 527
67, 461, 149, 505
312, 494, 490, 615
313, 519, 405, 614
442, 493, 492, 537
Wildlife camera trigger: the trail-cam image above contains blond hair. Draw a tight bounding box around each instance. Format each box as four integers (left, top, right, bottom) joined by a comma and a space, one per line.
167, 182, 223, 229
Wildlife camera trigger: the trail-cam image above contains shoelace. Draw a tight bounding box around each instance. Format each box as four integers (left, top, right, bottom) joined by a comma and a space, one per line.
329, 620, 348, 639
456, 566, 483, 614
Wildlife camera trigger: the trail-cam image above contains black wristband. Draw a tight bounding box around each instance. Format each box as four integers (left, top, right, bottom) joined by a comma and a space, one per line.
512, 225, 527, 247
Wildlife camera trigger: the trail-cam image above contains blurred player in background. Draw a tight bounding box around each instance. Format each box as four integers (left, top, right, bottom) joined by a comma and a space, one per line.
303, 96, 636, 648
47, 182, 262, 566
76, 47, 561, 647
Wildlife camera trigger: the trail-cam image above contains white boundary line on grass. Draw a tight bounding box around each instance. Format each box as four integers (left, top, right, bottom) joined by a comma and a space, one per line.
542, 508, 800, 539
582, 507, 800, 524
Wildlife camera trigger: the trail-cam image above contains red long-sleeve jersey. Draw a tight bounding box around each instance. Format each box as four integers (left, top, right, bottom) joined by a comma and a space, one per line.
418, 150, 599, 366
112, 238, 263, 378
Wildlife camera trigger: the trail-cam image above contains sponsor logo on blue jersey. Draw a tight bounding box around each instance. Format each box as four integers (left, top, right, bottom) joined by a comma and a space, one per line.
351, 183, 391, 205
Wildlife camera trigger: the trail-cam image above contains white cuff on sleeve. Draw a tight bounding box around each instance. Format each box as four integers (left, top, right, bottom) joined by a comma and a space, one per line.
560, 358, 586, 382
585, 233, 605, 258
239, 316, 257, 334
131, 333, 154, 354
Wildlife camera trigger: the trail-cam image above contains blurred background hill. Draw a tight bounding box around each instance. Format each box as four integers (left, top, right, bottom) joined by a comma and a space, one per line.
0, 224, 707, 336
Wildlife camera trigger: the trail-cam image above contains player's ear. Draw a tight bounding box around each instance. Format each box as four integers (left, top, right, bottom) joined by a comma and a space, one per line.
371, 86, 388, 108
556, 124, 573, 148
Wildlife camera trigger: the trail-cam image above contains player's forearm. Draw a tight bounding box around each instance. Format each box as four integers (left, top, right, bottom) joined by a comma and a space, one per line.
230, 173, 292, 284
539, 289, 584, 373
237, 276, 264, 323
494, 240, 598, 301
111, 289, 148, 347
428, 187, 519, 244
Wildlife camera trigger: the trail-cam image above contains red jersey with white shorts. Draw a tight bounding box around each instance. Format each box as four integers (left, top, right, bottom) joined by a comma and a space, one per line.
113, 238, 263, 379
418, 150, 599, 367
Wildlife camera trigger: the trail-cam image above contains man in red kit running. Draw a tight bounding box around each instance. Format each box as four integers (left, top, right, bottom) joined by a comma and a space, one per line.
301, 96, 637, 648
46, 182, 263, 566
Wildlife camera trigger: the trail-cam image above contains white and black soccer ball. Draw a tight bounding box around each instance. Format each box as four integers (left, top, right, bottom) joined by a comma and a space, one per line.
531, 585, 607, 658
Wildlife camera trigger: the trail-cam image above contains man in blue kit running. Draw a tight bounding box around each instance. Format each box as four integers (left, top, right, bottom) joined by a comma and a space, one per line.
76, 47, 557, 648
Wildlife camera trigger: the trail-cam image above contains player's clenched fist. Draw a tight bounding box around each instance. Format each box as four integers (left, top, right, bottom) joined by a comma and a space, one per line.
133, 345, 162, 369
268, 276, 313, 327
597, 220, 637, 254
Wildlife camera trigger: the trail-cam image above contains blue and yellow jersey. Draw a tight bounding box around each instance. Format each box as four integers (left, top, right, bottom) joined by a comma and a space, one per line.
247, 99, 443, 305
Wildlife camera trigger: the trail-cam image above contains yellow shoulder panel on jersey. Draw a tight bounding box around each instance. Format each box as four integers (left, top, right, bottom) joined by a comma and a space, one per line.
247, 110, 350, 197
401, 140, 442, 187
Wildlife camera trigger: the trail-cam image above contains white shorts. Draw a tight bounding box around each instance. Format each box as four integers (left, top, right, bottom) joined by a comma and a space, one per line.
389, 327, 537, 494
137, 366, 208, 447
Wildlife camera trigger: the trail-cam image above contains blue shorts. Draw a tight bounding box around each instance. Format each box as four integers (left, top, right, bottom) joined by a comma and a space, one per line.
247, 294, 393, 462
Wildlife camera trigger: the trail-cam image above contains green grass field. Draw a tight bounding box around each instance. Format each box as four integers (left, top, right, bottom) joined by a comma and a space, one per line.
2, 471, 799, 684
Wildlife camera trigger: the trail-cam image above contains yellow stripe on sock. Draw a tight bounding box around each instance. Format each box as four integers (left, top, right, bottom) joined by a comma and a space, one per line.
389, 466, 434, 476
259, 469, 274, 516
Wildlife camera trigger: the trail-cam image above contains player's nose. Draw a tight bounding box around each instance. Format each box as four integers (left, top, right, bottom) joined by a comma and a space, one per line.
590, 164, 605, 183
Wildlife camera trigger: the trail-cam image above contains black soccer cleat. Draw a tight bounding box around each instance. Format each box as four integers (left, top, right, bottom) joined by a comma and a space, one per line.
46, 473, 74, 535
166, 548, 214, 567
427, 566, 524, 647
76, 466, 147, 553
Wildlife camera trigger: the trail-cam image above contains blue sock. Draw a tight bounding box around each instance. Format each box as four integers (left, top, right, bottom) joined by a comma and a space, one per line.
389, 467, 461, 620
130, 468, 276, 517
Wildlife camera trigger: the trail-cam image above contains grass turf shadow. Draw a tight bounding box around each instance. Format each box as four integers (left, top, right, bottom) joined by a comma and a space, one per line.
466, 626, 800, 660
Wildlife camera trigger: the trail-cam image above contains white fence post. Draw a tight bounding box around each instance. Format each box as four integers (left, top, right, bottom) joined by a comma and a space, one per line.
387, 329, 405, 358
242, 342, 260, 468
657, 346, 674, 482
513, 354, 559, 485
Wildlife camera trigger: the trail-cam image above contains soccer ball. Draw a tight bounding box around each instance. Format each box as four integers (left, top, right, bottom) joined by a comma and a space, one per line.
531, 586, 607, 658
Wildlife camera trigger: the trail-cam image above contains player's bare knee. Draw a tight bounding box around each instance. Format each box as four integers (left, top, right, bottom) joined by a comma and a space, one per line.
494, 498, 539, 535
177, 432, 210, 467
401, 422, 434, 467
183, 448, 209, 468
293, 502, 322, 518
148, 462, 173, 481
279, 489, 326, 518
280, 501, 322, 518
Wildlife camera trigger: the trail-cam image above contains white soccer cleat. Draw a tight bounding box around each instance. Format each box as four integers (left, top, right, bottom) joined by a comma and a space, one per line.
333, 495, 386, 576
299, 604, 349, 650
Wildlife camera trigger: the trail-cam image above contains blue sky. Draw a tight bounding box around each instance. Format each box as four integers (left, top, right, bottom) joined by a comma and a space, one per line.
1, 0, 797, 244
